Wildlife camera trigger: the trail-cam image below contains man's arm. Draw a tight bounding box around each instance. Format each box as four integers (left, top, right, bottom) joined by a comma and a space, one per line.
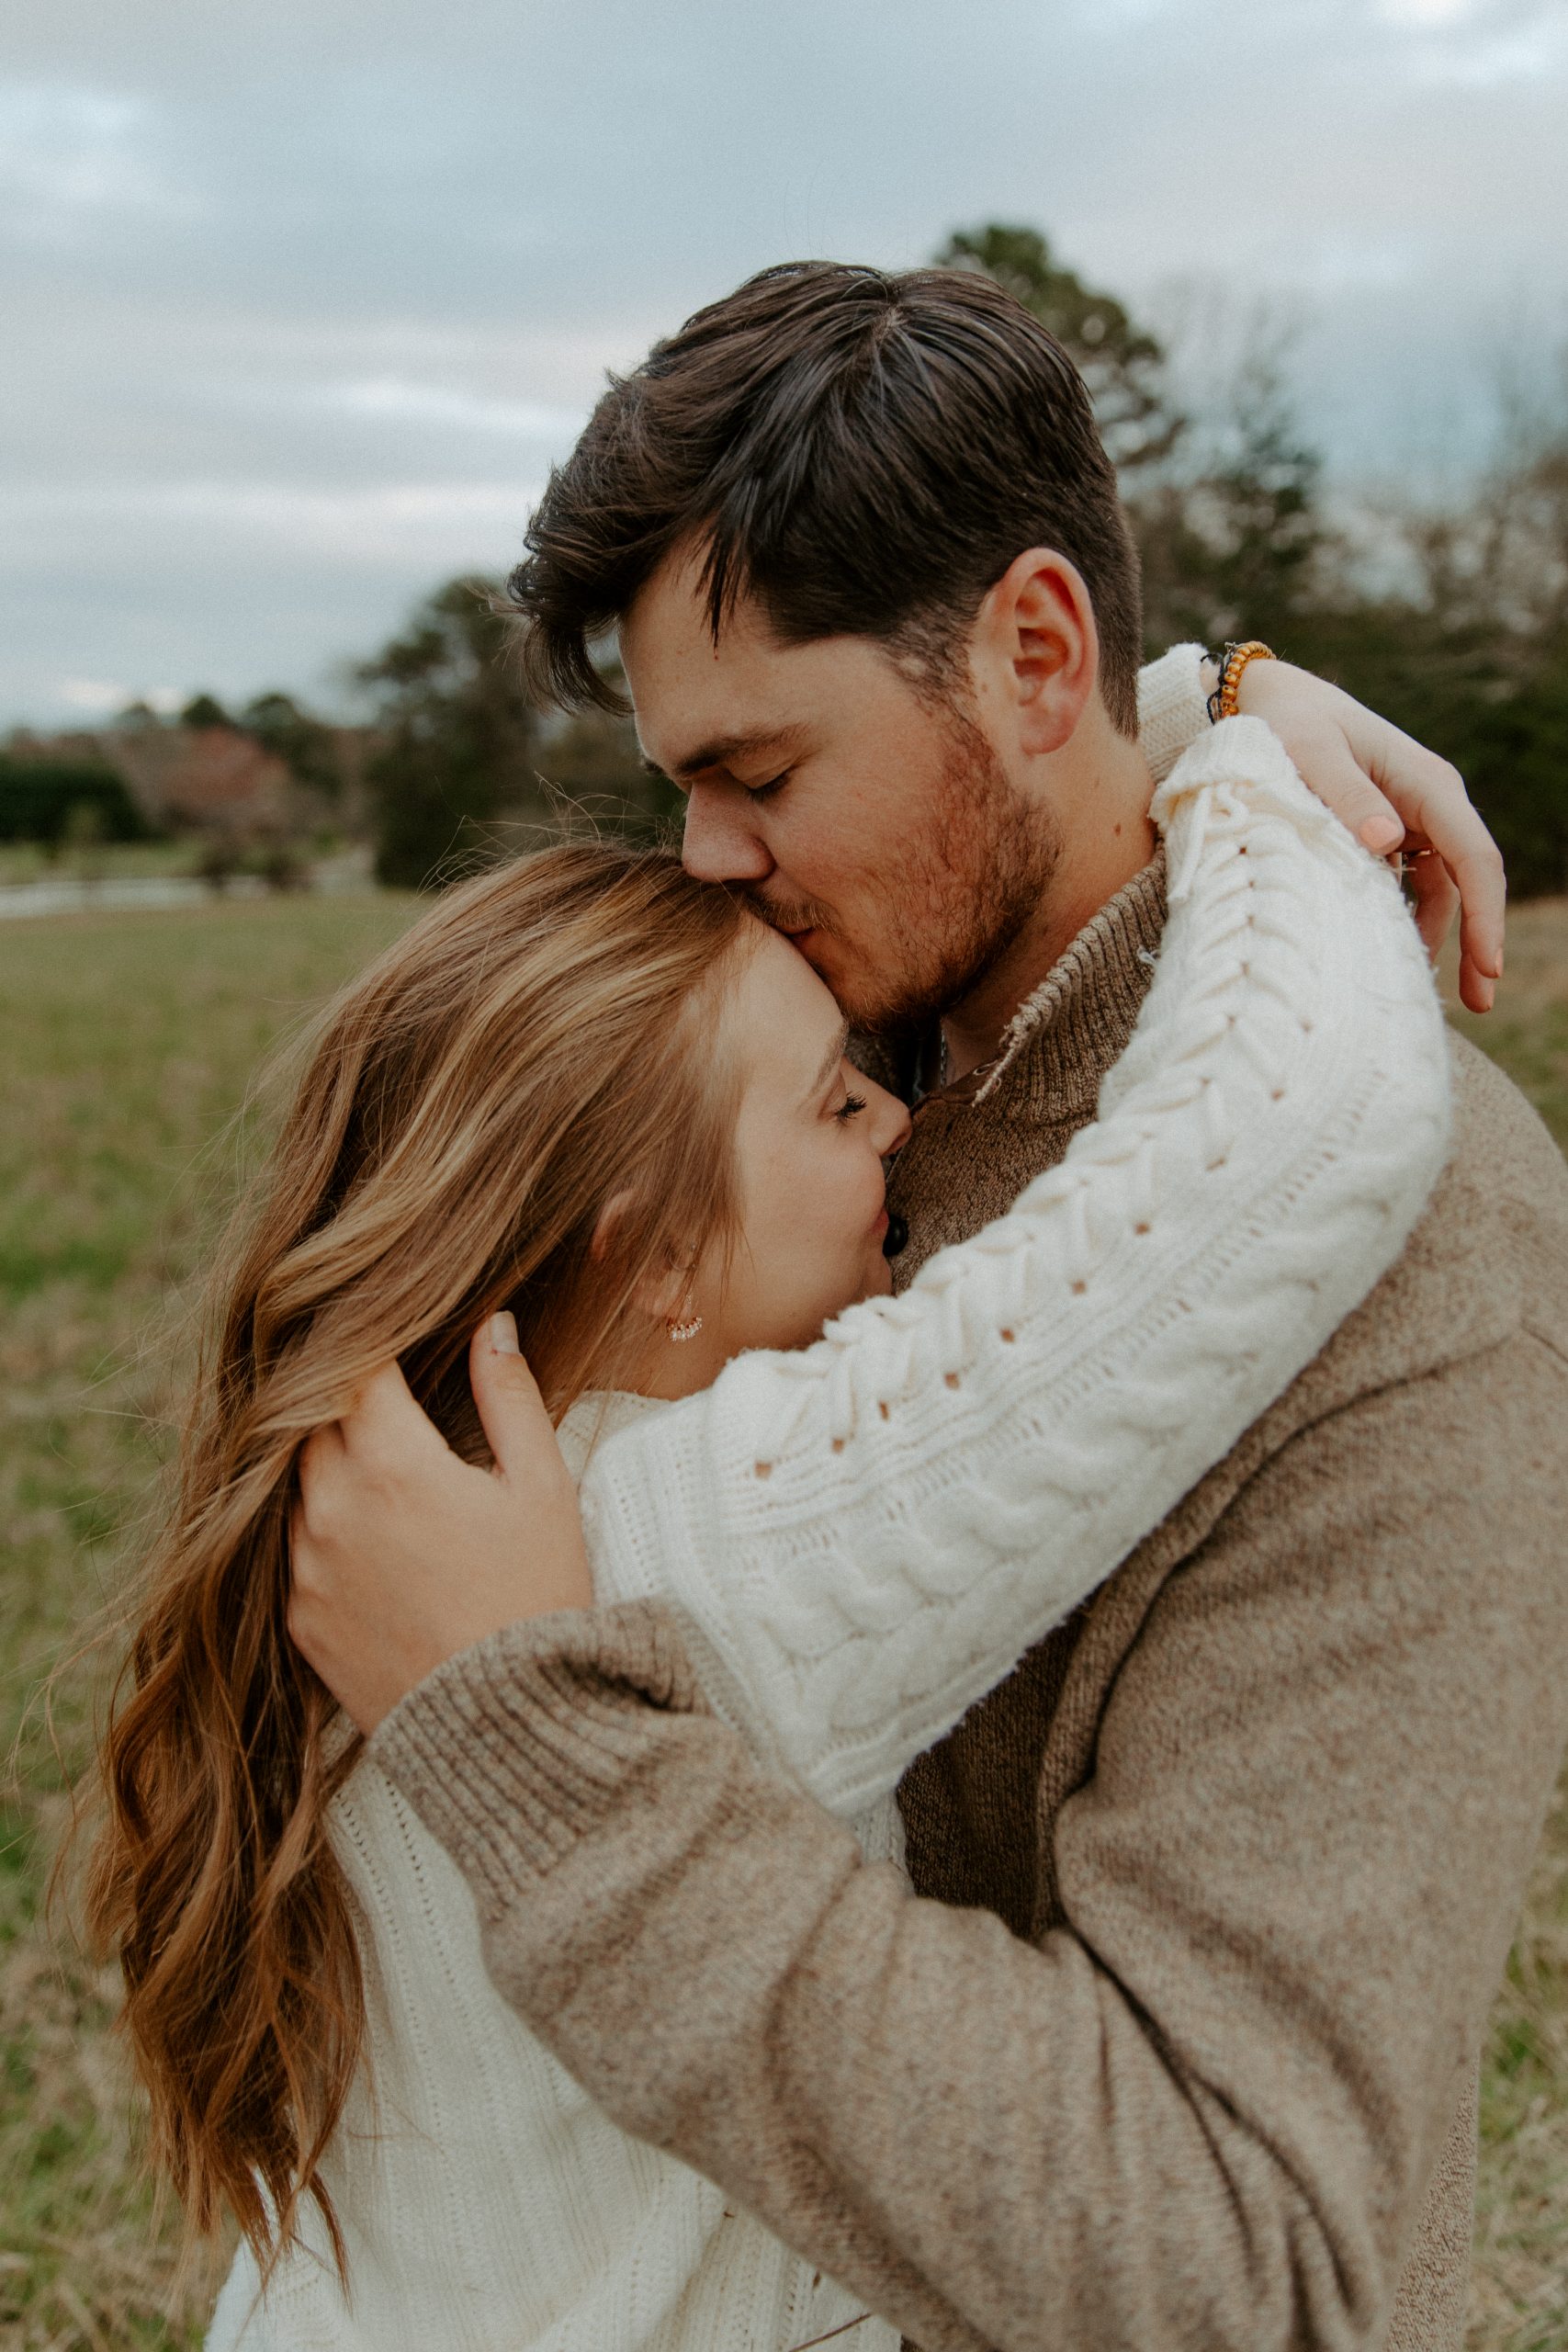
373, 1330, 1568, 2352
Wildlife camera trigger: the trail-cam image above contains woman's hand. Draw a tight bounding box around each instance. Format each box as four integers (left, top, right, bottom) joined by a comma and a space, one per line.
1234, 658, 1506, 1014
288, 1314, 591, 1735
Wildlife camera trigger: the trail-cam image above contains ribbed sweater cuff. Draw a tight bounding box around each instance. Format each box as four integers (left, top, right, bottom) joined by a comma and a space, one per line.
1138, 642, 1212, 784
370, 1600, 705, 1919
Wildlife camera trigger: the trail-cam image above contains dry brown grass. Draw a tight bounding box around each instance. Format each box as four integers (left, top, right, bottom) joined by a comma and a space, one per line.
1446, 896, 1568, 1159
1, 895, 414, 2348
0, 889, 1564, 2350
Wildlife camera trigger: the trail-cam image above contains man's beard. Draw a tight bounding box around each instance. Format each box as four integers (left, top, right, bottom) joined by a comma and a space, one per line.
749, 700, 1063, 1038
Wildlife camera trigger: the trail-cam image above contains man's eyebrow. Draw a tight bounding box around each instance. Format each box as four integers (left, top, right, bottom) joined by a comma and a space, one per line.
657, 724, 809, 784
801, 1020, 852, 1107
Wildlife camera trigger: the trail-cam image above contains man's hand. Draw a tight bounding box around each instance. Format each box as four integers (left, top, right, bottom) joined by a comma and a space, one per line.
288, 1314, 592, 1734
1235, 658, 1506, 1014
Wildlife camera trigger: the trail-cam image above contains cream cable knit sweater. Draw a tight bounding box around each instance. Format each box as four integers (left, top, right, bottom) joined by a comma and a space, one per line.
580, 716, 1452, 1817
208, 673, 1450, 2352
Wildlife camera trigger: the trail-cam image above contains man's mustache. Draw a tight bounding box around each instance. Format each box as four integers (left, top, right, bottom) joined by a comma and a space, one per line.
732, 887, 835, 938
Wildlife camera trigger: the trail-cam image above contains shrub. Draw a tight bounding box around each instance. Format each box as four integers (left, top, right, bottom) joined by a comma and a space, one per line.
0, 759, 153, 847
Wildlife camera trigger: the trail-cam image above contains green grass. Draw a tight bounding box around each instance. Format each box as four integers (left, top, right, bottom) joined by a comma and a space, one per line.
0, 890, 1565, 2349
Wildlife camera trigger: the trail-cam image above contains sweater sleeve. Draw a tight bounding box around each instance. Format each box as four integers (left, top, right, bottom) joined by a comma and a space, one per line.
1136, 641, 1212, 782
578, 718, 1452, 1818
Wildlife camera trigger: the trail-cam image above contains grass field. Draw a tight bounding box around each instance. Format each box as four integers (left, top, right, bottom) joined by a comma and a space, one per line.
0, 844, 209, 889
2, 890, 1565, 2351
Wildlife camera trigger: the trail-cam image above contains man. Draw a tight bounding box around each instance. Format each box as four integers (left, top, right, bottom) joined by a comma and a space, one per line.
289, 265, 1567, 2350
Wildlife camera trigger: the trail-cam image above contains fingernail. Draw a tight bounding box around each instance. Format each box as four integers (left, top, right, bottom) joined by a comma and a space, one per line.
489, 1310, 520, 1355
1359, 815, 1403, 854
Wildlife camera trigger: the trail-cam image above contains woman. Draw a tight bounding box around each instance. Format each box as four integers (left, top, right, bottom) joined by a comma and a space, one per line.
90, 717, 1450, 2351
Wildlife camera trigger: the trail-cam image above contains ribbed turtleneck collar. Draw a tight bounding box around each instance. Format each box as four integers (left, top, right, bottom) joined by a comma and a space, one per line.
931, 847, 1168, 1124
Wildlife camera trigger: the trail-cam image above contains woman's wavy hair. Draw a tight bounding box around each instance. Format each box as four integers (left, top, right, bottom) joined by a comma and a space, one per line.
85, 840, 751, 2277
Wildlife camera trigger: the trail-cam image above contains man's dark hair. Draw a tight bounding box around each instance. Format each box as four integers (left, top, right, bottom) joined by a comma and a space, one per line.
507, 261, 1144, 735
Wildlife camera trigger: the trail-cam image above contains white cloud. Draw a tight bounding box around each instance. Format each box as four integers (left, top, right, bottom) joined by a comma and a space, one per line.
0, 81, 188, 224
1380, 0, 1483, 25
55, 676, 132, 712
1373, 0, 1568, 76
0, 478, 546, 567
316, 379, 588, 441
1414, 23, 1568, 80
1263, 232, 1435, 294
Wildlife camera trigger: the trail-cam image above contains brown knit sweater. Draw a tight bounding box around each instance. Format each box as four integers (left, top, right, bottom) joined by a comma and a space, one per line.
376, 862, 1568, 2352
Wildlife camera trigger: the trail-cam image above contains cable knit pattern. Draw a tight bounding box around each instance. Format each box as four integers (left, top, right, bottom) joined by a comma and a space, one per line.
579, 716, 1452, 1817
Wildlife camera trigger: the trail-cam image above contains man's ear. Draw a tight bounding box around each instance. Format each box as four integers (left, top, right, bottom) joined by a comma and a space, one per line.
976, 547, 1100, 758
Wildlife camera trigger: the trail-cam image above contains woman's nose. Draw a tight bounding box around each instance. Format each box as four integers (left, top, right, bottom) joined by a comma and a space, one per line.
870, 1080, 912, 1159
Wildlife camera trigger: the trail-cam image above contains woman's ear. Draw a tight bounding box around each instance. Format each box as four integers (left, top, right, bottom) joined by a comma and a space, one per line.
590, 1189, 636, 1264
592, 1192, 694, 1327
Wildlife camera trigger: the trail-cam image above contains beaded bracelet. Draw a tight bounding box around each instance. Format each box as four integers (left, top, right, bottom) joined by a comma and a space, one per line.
1206, 640, 1277, 724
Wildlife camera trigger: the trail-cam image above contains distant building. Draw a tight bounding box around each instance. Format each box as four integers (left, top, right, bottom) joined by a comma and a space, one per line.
104, 724, 296, 838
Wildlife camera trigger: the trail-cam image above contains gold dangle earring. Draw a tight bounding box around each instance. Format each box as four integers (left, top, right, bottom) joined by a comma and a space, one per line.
664, 1257, 702, 1342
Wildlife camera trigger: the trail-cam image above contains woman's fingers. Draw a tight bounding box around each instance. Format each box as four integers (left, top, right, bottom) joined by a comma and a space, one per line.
1404, 848, 1465, 971
1286, 726, 1406, 855
1362, 728, 1506, 989
1235, 661, 1506, 998
468, 1314, 566, 1488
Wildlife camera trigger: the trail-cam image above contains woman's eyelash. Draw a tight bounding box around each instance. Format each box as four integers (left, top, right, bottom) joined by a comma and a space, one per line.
835, 1091, 868, 1124
749, 770, 792, 802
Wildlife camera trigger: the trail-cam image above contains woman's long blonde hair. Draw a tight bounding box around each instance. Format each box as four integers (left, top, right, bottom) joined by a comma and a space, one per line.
86, 841, 751, 2274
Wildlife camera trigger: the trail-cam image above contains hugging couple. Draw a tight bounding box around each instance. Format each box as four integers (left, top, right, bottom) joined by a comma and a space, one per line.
94, 263, 1568, 2352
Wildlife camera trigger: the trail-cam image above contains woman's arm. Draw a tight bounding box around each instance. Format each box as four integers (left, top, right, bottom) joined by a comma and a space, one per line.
580, 717, 1453, 1816
1139, 641, 1505, 1011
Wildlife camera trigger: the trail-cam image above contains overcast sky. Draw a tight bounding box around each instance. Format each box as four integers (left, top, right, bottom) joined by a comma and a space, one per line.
4, 0, 1566, 728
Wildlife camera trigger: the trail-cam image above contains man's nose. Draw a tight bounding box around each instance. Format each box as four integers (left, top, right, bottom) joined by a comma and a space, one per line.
680, 781, 774, 886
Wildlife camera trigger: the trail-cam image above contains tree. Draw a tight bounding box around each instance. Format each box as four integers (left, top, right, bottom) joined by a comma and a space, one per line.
180, 692, 231, 730
0, 757, 153, 847
240, 691, 344, 800
934, 224, 1328, 654
357, 579, 545, 890
934, 223, 1181, 474
530, 663, 683, 844
1134, 336, 1328, 655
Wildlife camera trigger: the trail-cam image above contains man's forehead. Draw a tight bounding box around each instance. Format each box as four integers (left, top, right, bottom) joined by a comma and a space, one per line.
622, 548, 901, 775
626, 625, 815, 778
